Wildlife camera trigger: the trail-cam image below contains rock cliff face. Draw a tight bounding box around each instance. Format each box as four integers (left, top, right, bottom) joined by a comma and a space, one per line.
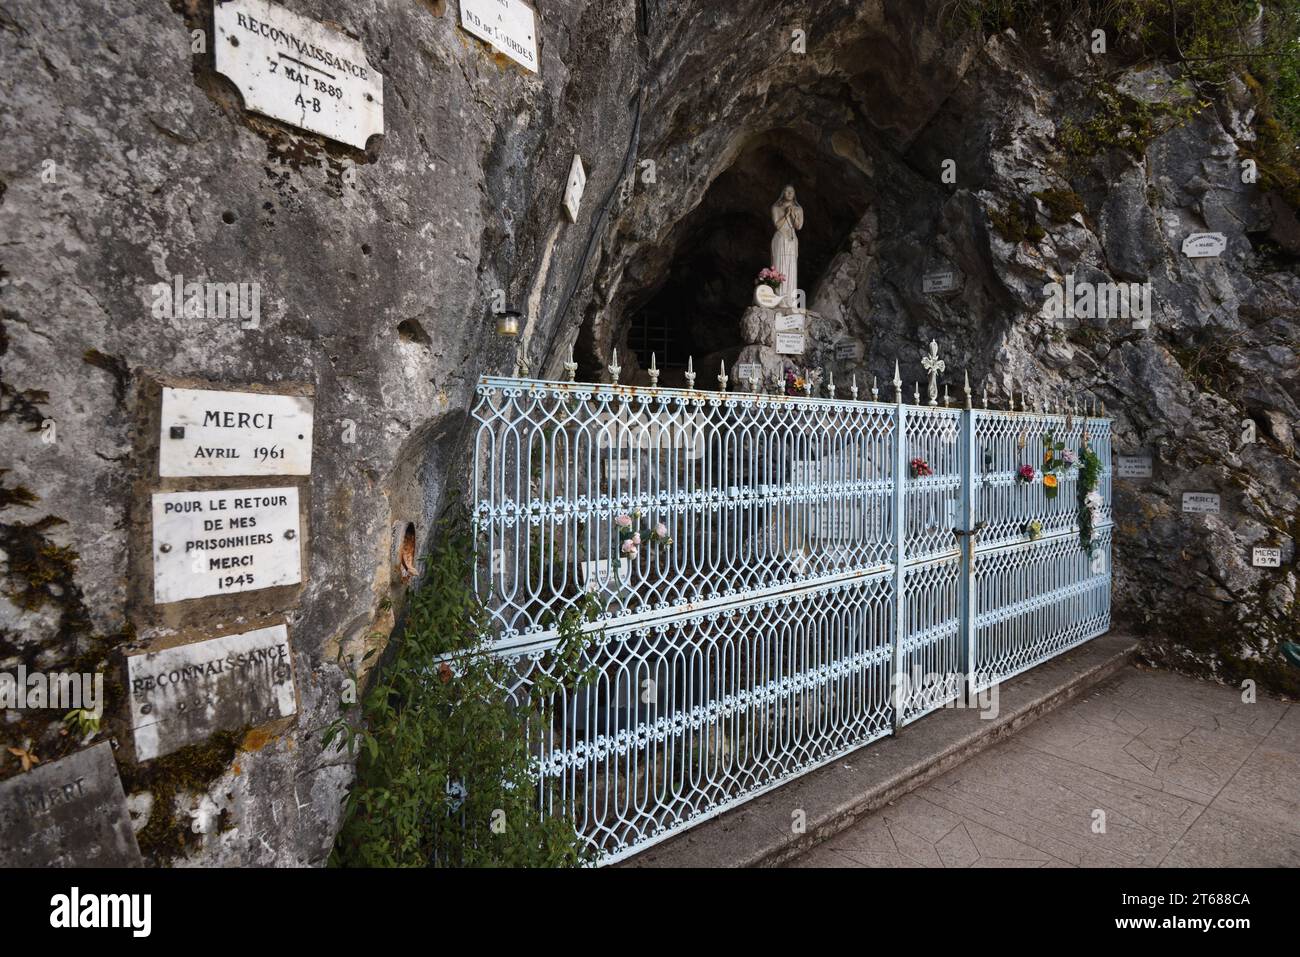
0, 0, 1295, 865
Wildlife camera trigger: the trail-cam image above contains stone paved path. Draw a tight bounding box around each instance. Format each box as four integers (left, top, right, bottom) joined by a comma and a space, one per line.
788, 666, 1300, 868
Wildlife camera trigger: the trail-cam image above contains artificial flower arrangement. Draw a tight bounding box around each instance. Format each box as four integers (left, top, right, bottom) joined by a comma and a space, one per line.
616, 510, 672, 561
909, 457, 932, 479
1015, 464, 1037, 484
1040, 429, 1077, 499
783, 364, 823, 396
1023, 519, 1043, 541
757, 267, 786, 291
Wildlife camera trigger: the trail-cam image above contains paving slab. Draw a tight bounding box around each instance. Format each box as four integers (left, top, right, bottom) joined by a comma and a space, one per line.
626, 630, 1140, 868
789, 666, 1297, 869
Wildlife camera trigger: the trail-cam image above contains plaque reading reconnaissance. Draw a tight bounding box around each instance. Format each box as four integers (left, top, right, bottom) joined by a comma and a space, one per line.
127, 625, 298, 760
152, 487, 302, 603
214, 0, 384, 149
160, 387, 314, 477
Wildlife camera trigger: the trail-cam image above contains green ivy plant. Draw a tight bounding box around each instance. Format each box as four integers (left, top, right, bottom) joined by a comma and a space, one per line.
327, 497, 598, 868
1077, 444, 1104, 554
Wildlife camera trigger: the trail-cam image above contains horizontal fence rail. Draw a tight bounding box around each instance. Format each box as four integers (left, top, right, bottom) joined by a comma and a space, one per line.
469, 370, 1113, 863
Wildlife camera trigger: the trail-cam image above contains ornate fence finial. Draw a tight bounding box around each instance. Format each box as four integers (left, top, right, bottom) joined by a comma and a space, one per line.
827, 368, 836, 398
564, 345, 578, 382
914, 381, 921, 404
685, 355, 696, 389
648, 352, 660, 387
804, 375, 814, 397
893, 360, 903, 403
922, 339, 945, 407
850, 373, 859, 400
964, 370, 972, 411
748, 367, 759, 392
609, 348, 621, 384
1100, 399, 1106, 416
981, 380, 988, 410
943, 382, 950, 407
718, 359, 728, 393
871, 375, 879, 401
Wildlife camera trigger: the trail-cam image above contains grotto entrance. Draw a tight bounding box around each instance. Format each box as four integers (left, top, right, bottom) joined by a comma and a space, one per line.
613, 129, 872, 387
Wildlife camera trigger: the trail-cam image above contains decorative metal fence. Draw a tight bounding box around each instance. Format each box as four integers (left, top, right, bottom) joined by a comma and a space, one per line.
469, 353, 1112, 864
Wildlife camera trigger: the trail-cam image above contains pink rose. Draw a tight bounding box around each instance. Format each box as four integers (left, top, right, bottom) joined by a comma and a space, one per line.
655, 523, 668, 538
615, 514, 632, 528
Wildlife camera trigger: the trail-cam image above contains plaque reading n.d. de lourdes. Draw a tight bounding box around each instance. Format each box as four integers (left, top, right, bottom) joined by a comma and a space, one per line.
152, 487, 302, 603
214, 0, 384, 149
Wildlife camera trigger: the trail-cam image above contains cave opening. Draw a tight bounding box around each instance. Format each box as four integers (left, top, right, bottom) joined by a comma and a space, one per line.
617, 128, 873, 386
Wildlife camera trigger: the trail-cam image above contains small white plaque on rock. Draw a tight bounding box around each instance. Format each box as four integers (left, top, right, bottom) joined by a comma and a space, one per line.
1117, 454, 1152, 479
0, 742, 141, 866
735, 363, 762, 383
1181, 491, 1220, 514
459, 0, 540, 73
582, 558, 630, 593
127, 624, 297, 761
1252, 547, 1282, 568
160, 387, 313, 477
1181, 232, 1227, 258
774, 313, 805, 333
152, 487, 302, 603
835, 338, 863, 362
563, 153, 586, 222
922, 270, 959, 294
775, 332, 805, 355
754, 285, 782, 308
214, 0, 384, 149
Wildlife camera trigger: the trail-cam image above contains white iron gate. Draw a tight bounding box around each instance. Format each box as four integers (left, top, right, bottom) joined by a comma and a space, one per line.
470, 367, 1112, 863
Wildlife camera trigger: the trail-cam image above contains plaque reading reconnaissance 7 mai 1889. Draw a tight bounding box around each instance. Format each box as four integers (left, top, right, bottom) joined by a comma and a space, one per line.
214, 0, 384, 149
152, 487, 302, 604
0, 742, 142, 867
127, 625, 298, 761
160, 387, 314, 477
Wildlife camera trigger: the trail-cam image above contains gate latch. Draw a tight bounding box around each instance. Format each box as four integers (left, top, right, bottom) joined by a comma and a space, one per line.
952, 520, 988, 539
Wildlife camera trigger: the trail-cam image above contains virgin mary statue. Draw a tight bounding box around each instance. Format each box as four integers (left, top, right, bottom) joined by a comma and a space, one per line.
770, 185, 804, 308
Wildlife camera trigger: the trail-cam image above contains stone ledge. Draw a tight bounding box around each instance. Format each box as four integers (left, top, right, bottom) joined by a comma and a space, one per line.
622, 630, 1140, 868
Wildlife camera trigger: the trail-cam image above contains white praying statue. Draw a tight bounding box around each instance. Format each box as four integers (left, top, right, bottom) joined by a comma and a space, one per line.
770, 184, 804, 308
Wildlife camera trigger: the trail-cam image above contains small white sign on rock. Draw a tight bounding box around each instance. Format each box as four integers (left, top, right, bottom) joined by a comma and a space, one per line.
582, 558, 631, 593
775, 332, 805, 356
160, 387, 313, 477
1181, 491, 1220, 514
1117, 454, 1152, 479
127, 624, 297, 761
1181, 233, 1227, 258
774, 313, 805, 333
735, 363, 762, 384
214, 0, 384, 149
1252, 547, 1282, 568
152, 487, 302, 603
459, 0, 540, 73
922, 270, 959, 294
754, 285, 782, 308
563, 154, 586, 222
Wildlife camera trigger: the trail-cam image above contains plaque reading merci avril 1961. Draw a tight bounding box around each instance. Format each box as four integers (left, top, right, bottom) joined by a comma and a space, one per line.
160, 387, 313, 477
214, 0, 384, 149
152, 487, 302, 603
